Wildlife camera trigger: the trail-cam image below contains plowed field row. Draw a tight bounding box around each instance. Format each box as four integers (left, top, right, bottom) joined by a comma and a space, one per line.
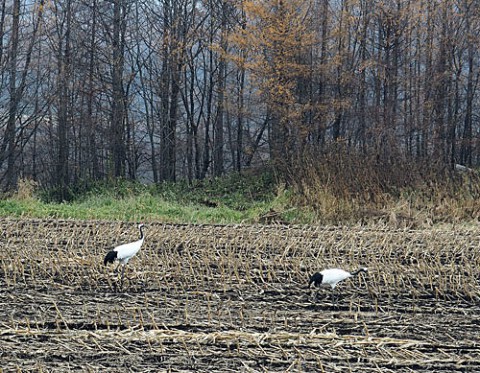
1, 219, 479, 371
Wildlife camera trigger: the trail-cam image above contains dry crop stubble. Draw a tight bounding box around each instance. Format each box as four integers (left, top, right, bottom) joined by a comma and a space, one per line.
0, 218, 480, 371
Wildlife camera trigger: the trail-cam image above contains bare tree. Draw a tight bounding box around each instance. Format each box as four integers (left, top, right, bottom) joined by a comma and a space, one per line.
111, 0, 127, 178
2, 0, 21, 191
55, 0, 73, 199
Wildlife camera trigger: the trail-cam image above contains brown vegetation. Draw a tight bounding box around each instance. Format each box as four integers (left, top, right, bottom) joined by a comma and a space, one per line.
1, 219, 479, 371
289, 149, 480, 226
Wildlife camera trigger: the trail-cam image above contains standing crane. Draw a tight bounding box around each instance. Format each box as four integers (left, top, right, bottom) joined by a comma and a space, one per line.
104, 223, 145, 286
308, 267, 368, 307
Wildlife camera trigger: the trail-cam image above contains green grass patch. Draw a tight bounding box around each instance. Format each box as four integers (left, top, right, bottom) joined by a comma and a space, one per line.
0, 172, 298, 224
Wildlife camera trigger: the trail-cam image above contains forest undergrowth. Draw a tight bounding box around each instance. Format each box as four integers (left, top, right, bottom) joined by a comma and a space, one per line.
1, 154, 479, 227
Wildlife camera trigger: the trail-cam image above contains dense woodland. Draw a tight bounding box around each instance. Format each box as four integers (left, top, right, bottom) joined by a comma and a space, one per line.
0, 0, 479, 199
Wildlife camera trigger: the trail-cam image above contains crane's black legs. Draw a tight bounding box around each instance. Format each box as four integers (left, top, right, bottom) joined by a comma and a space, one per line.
119, 265, 126, 289
310, 288, 337, 309
110, 264, 127, 291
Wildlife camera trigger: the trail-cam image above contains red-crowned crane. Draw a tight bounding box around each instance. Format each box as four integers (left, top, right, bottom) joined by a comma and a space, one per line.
104, 223, 145, 285
308, 267, 368, 307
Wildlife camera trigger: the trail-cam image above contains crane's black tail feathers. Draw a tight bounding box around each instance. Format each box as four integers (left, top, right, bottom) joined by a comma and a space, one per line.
104, 250, 117, 265
308, 272, 323, 289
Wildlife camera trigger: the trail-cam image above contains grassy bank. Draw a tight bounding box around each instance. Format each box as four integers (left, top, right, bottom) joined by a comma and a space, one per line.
0, 173, 297, 224
1, 165, 479, 227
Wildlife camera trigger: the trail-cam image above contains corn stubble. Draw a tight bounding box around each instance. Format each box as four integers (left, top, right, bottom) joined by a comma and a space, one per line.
0, 218, 479, 372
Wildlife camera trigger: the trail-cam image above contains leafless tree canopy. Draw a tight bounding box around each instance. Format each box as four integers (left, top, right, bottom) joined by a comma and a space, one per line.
0, 0, 479, 193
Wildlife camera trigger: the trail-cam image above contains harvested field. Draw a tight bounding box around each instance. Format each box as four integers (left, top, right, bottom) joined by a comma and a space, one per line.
1, 218, 480, 372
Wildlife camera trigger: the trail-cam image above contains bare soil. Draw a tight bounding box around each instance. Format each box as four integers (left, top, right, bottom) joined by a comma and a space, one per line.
1, 219, 479, 372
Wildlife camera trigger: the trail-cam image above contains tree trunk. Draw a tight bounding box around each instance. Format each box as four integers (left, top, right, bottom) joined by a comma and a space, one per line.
111, 0, 126, 178
3, 0, 21, 191
56, 0, 72, 200
87, 0, 100, 180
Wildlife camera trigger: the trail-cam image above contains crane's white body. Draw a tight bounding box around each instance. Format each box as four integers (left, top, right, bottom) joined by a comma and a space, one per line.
318, 268, 354, 289
114, 236, 144, 265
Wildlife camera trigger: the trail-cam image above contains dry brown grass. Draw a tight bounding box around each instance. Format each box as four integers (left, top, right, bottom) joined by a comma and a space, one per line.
289, 149, 480, 227
12, 178, 38, 201
1, 219, 479, 371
